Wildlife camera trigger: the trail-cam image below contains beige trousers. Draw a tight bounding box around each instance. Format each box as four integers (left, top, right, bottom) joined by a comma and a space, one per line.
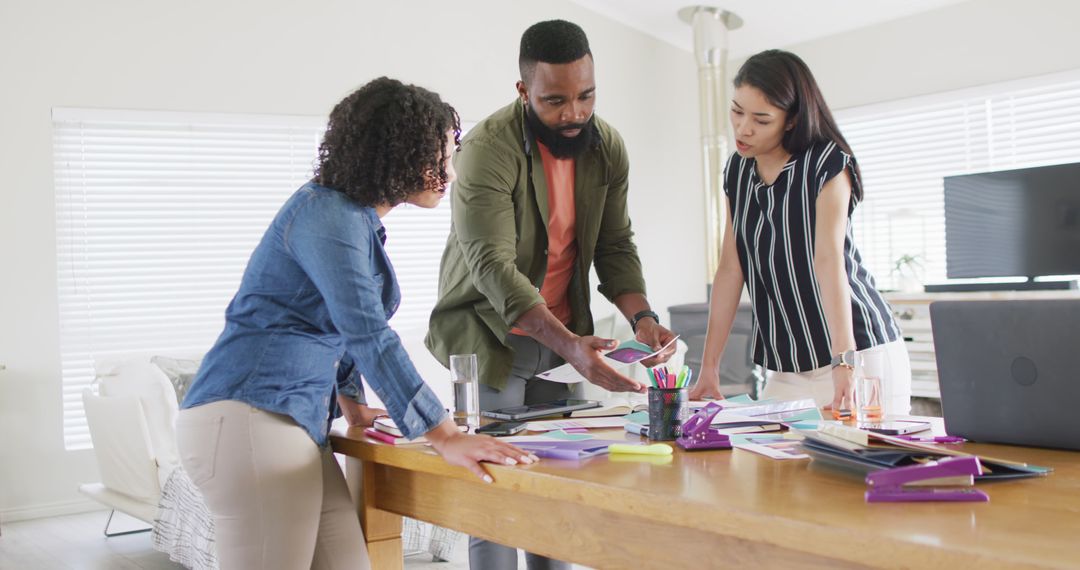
176, 400, 369, 570
762, 339, 913, 415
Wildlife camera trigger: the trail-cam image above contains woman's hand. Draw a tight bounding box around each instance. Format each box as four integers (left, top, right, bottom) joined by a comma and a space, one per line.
828, 366, 855, 415
687, 366, 725, 400
425, 419, 538, 483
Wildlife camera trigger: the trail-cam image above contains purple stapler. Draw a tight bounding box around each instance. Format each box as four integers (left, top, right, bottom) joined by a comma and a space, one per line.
865, 456, 990, 503
676, 402, 732, 450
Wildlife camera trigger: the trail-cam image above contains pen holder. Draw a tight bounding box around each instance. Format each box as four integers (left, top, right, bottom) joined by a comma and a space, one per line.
647, 387, 689, 441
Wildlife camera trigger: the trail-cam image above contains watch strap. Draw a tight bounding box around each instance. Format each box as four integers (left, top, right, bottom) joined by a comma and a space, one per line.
830, 349, 856, 369
630, 310, 660, 332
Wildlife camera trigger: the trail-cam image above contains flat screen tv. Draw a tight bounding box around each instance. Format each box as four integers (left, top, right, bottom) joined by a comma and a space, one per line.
943, 162, 1080, 280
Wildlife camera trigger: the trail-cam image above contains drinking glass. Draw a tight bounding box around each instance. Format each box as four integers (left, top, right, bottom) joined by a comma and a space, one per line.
855, 350, 887, 422
450, 354, 480, 431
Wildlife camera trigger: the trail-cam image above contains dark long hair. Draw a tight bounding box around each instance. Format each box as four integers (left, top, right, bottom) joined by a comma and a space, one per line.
734, 49, 862, 200
315, 77, 460, 207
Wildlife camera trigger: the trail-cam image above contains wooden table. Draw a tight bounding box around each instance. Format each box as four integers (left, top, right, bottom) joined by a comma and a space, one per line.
331, 426, 1080, 569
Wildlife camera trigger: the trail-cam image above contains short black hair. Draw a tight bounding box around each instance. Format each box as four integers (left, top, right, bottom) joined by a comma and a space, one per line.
314, 77, 460, 207
519, 20, 592, 83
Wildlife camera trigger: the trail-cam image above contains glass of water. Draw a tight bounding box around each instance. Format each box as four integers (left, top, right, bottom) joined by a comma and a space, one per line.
449, 353, 480, 432
855, 350, 887, 422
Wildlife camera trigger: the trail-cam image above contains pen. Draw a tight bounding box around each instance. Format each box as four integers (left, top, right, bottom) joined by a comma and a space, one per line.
898, 435, 967, 444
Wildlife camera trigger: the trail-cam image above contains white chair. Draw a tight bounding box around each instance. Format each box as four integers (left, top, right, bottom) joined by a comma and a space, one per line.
80, 360, 181, 536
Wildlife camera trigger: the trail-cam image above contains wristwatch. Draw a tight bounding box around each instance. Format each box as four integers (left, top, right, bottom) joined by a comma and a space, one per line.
630, 310, 660, 332
830, 349, 856, 370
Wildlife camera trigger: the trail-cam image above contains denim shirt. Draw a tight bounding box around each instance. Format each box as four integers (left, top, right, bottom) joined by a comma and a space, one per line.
182, 182, 448, 445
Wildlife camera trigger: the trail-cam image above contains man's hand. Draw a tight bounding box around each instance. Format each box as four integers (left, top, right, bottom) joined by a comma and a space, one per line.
634, 319, 677, 368
336, 394, 386, 428
426, 419, 538, 483
565, 336, 646, 393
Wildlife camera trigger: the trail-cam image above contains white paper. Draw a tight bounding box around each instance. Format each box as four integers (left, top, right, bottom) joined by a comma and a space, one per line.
734, 435, 809, 460
535, 335, 680, 384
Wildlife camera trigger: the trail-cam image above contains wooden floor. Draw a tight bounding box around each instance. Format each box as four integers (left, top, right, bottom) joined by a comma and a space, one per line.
0, 510, 581, 569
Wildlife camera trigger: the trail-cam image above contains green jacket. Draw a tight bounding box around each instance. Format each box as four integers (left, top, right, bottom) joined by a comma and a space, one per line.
426, 100, 646, 390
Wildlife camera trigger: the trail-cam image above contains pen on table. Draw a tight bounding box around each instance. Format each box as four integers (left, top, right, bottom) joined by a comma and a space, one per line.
898, 435, 967, 444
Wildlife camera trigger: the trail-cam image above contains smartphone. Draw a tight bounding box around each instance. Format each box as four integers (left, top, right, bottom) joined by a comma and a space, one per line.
475, 421, 527, 437
858, 420, 932, 436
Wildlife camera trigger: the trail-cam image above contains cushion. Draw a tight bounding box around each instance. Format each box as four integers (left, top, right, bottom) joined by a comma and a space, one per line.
151, 355, 203, 402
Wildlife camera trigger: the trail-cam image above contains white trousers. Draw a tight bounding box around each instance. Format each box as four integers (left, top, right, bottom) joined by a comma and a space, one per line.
762, 340, 913, 415
176, 400, 369, 570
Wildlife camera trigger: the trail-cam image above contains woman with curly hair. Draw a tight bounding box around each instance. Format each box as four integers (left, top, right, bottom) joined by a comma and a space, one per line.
177, 77, 535, 570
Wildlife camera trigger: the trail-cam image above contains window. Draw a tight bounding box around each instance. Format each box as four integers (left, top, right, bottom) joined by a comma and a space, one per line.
53, 108, 325, 449
53, 108, 461, 449
835, 70, 1080, 290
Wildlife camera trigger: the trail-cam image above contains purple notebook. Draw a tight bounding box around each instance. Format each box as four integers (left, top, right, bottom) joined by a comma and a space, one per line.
513, 439, 628, 460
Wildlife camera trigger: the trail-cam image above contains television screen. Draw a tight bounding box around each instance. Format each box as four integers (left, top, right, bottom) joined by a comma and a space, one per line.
944, 162, 1080, 279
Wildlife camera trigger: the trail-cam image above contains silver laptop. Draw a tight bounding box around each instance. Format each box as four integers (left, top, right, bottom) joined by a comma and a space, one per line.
930, 299, 1080, 450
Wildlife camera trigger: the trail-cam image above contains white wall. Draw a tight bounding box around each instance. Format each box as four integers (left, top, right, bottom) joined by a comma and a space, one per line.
10, 0, 1073, 522
776, 0, 1080, 111
0, 0, 701, 519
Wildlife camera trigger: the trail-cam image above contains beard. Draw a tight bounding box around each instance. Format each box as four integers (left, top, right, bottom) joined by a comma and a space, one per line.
524, 102, 596, 159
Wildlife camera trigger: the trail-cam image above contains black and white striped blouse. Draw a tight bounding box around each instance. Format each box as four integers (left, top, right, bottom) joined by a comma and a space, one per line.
725, 141, 901, 373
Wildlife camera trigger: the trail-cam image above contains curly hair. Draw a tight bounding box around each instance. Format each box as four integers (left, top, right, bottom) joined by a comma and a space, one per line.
314, 77, 460, 207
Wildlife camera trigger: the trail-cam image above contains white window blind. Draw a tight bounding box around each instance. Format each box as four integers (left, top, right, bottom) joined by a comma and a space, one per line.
53, 108, 324, 449
836, 70, 1080, 290
53, 108, 463, 449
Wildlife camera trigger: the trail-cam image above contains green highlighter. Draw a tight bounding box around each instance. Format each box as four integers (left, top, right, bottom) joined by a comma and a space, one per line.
608, 443, 674, 456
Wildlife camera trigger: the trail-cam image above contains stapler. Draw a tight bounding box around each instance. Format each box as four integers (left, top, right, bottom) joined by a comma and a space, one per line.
865, 456, 989, 503
676, 401, 732, 450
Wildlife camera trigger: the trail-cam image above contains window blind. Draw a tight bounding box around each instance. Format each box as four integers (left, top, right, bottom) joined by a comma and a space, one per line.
835, 70, 1080, 290
53, 108, 466, 449
53, 108, 325, 449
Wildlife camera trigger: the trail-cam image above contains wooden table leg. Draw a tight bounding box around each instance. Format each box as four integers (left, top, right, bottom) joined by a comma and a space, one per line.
344, 456, 403, 569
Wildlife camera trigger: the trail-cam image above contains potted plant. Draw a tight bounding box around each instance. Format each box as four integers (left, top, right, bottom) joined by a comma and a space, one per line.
891, 254, 925, 293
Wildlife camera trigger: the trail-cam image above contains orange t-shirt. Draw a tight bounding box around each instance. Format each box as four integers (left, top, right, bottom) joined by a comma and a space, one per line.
512, 141, 577, 334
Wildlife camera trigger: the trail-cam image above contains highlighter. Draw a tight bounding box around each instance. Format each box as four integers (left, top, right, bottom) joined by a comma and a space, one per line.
608, 443, 674, 456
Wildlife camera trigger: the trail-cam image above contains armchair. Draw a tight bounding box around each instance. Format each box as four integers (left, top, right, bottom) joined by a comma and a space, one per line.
79, 360, 181, 536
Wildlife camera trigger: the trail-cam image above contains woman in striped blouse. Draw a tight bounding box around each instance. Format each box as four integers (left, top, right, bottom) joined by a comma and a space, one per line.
689, 50, 911, 416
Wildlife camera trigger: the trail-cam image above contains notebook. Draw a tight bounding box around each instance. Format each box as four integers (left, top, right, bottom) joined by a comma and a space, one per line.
798, 425, 1050, 480
364, 427, 427, 445
931, 299, 1080, 451
510, 439, 628, 460
372, 417, 467, 439
569, 402, 647, 418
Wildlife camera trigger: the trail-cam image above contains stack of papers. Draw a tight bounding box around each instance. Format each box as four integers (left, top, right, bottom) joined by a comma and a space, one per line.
798, 424, 1051, 480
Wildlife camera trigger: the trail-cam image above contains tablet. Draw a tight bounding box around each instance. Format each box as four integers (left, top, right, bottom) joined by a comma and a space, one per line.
481, 399, 601, 421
